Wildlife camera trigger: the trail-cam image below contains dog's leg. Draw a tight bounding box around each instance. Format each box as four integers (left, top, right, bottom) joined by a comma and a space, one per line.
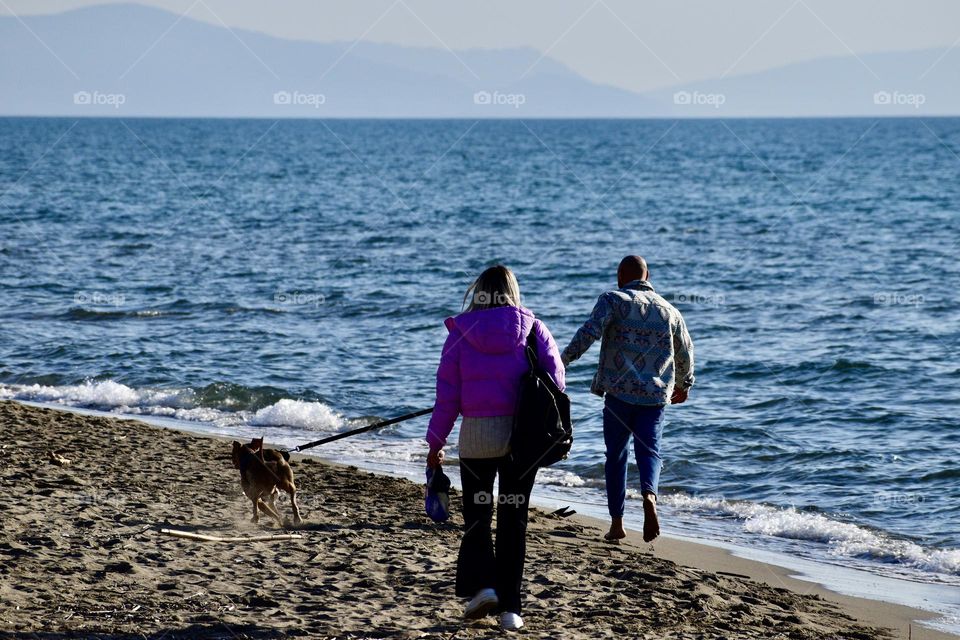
251, 497, 260, 524
290, 487, 303, 525
257, 494, 284, 526
279, 480, 303, 525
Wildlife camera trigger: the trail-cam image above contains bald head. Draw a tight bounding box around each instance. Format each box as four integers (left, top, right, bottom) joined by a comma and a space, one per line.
617, 255, 648, 287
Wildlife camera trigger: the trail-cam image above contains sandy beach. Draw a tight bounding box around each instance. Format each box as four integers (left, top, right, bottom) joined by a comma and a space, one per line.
0, 400, 948, 639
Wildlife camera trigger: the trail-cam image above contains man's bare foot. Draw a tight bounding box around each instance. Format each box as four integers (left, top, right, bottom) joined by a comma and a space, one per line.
642, 494, 660, 543
604, 516, 626, 542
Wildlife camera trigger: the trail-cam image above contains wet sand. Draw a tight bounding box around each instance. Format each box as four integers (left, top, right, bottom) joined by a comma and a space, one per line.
0, 400, 945, 638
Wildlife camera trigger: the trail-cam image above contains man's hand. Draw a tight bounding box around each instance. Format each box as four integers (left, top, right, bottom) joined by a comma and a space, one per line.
427, 446, 445, 468
671, 387, 689, 405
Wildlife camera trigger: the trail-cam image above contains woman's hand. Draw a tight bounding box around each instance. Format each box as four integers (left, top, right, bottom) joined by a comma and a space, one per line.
427, 446, 445, 468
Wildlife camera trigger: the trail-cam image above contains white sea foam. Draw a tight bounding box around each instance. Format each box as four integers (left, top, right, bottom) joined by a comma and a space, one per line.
250, 398, 343, 431
664, 493, 960, 576
335, 438, 423, 464
123, 404, 234, 425
536, 469, 597, 488
0, 380, 186, 409
0, 381, 342, 432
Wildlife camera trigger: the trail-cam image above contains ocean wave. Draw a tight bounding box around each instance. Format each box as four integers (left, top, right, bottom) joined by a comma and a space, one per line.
536, 469, 601, 489
191, 382, 292, 412
250, 398, 342, 431
830, 358, 886, 372
62, 308, 191, 320
0, 380, 342, 432
725, 359, 893, 384
61, 298, 296, 322
123, 404, 234, 424
921, 468, 960, 482
664, 494, 960, 576
0, 380, 188, 409
740, 397, 792, 410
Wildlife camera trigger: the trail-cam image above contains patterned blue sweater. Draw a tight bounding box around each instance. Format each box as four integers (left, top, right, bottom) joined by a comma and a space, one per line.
561, 280, 695, 406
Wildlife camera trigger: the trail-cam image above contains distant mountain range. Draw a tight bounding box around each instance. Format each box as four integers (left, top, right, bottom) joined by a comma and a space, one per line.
2, 3, 958, 117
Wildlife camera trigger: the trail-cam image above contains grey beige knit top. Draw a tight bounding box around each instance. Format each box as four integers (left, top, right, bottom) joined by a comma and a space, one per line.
458, 415, 513, 459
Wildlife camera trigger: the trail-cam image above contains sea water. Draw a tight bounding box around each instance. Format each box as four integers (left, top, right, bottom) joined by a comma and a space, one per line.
2, 116, 959, 627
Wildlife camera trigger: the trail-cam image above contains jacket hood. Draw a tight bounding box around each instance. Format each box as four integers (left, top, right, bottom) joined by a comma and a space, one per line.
445, 306, 534, 354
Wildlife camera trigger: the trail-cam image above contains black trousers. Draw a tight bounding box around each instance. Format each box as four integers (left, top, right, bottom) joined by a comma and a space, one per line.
455, 456, 537, 615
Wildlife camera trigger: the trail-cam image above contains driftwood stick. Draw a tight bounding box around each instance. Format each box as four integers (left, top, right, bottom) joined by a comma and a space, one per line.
160, 528, 303, 543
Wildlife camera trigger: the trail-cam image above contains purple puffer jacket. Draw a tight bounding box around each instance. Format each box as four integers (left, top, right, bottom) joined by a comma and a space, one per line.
425, 306, 566, 449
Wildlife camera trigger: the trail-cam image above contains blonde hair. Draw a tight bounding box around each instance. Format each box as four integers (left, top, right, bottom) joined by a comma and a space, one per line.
463, 265, 521, 311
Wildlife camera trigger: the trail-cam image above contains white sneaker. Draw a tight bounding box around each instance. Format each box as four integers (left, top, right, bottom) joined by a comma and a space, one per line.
501, 612, 524, 630
463, 588, 498, 619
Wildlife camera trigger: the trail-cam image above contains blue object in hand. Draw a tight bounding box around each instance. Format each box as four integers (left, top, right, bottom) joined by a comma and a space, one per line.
425, 466, 451, 523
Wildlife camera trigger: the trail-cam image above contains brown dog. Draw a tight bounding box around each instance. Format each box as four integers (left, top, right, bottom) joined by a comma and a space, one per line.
231, 438, 302, 526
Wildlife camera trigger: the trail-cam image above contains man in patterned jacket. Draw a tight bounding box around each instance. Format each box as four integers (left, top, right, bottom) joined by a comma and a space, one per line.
561, 255, 695, 543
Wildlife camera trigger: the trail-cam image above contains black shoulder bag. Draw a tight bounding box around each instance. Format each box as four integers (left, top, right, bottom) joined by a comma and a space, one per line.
510, 328, 573, 470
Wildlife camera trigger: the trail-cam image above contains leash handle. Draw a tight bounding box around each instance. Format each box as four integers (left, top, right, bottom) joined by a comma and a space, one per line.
290, 407, 434, 452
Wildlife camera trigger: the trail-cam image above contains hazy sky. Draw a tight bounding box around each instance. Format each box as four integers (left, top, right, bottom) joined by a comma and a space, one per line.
5, 0, 960, 91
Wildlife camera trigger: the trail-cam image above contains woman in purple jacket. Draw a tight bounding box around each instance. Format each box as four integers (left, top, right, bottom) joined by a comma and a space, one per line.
426, 265, 565, 631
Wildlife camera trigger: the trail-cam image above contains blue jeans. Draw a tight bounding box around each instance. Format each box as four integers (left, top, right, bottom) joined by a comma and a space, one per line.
602, 394, 665, 518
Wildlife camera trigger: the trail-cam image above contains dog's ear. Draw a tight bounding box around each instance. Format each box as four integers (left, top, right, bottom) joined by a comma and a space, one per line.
232, 441, 241, 450
280, 450, 290, 462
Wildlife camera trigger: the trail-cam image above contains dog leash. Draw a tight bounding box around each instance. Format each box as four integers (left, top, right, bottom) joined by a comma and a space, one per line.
285, 407, 434, 453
